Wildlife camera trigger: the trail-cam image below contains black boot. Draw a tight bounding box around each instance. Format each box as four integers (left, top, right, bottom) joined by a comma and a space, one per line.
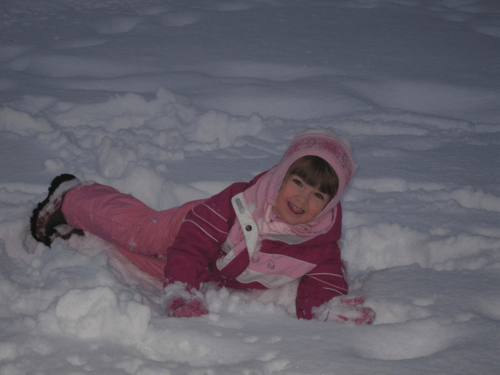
30, 174, 84, 247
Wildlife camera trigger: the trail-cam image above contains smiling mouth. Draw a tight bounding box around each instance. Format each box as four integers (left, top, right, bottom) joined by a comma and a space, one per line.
288, 202, 305, 215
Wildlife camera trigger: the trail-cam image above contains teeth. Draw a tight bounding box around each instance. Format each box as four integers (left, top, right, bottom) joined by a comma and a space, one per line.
289, 203, 304, 214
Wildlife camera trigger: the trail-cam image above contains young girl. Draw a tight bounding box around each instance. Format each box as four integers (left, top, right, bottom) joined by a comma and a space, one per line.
29, 130, 374, 324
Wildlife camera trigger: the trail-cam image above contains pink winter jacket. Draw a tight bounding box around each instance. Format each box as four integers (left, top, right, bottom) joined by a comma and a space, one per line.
164, 130, 355, 320
164, 173, 348, 320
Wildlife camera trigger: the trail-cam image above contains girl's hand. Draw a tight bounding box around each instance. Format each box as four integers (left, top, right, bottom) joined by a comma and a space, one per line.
162, 282, 208, 318
166, 297, 208, 318
313, 296, 375, 325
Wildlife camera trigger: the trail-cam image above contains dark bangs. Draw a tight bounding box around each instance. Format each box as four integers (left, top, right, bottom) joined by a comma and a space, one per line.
286, 155, 339, 199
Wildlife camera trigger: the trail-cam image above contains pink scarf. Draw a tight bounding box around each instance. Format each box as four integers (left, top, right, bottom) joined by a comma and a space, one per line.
227, 130, 355, 250
243, 169, 336, 238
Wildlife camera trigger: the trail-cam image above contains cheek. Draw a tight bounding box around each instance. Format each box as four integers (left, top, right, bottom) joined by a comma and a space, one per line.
312, 200, 328, 215
276, 189, 285, 203
277, 183, 294, 201
275, 190, 288, 213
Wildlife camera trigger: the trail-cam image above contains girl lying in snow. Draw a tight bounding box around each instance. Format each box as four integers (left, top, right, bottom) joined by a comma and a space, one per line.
29, 130, 374, 324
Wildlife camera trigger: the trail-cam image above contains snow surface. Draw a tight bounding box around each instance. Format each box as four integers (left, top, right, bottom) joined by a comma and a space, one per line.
1, 0, 500, 374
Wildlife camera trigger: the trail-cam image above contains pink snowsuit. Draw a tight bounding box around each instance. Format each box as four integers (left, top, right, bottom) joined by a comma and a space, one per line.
62, 130, 356, 319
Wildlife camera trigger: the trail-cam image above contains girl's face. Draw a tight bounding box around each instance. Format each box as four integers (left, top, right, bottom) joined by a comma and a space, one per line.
273, 174, 331, 226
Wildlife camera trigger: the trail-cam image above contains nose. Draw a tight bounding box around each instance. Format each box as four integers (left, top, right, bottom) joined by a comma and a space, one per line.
297, 187, 311, 203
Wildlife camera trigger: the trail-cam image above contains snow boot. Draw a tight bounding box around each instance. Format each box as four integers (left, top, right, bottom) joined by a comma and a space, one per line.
30, 174, 84, 247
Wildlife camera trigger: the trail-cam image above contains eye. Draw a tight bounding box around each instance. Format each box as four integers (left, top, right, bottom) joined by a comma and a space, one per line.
314, 192, 325, 200
292, 178, 303, 187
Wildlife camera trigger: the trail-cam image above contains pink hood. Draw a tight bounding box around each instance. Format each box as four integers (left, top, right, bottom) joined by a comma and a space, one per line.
242, 129, 356, 237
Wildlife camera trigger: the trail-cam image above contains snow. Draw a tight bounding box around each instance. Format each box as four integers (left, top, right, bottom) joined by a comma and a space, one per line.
1, 0, 499, 374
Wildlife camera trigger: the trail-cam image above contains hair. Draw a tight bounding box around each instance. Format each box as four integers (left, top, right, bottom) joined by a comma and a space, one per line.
285, 155, 339, 200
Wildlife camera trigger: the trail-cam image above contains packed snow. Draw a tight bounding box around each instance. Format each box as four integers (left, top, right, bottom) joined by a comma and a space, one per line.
0, 0, 499, 374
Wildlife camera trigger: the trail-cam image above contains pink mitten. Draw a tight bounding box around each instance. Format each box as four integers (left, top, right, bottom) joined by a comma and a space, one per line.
166, 297, 208, 318
314, 296, 375, 325
163, 282, 208, 318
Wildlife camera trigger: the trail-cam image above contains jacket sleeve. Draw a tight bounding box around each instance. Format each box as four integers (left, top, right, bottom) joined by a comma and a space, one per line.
295, 245, 349, 320
163, 181, 249, 289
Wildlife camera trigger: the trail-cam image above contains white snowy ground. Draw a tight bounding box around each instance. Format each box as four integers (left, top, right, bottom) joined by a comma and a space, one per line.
1, 0, 499, 374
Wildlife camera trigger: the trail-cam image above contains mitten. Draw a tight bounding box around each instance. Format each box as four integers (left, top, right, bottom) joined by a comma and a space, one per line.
313, 296, 375, 325
163, 282, 208, 318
